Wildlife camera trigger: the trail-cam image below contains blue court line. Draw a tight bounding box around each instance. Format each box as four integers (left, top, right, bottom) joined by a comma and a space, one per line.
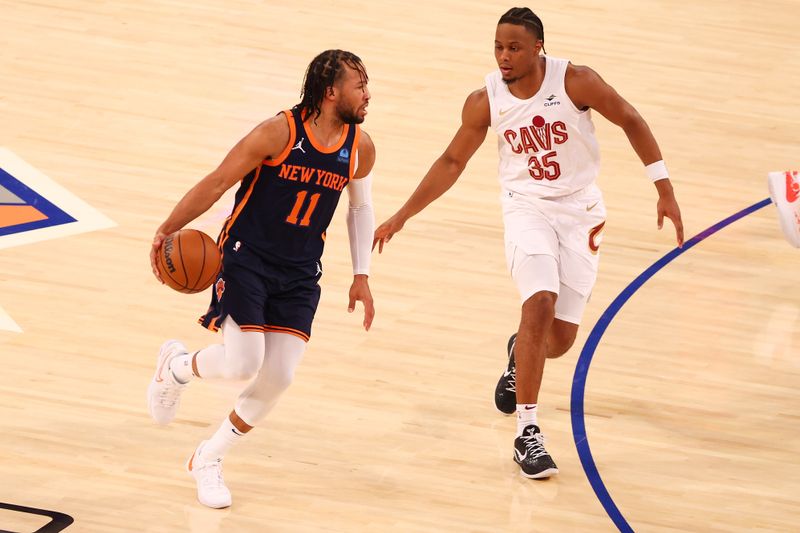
570, 198, 773, 533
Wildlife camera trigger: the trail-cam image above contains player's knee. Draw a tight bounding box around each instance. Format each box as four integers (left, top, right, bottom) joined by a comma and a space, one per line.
226, 352, 263, 380
521, 291, 557, 320
267, 365, 297, 392
272, 371, 295, 392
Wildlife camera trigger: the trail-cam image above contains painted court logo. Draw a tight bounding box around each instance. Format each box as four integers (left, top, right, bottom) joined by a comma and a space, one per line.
0, 169, 76, 236
0, 148, 115, 332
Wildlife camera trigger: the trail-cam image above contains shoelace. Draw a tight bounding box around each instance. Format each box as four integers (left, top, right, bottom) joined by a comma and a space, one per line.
505, 340, 517, 393
158, 382, 183, 407
505, 364, 516, 393
520, 431, 549, 460
197, 461, 226, 489
157, 347, 187, 408
506, 371, 516, 392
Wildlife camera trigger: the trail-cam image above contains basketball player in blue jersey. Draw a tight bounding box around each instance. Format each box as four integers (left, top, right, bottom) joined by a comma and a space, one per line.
146, 50, 376, 508
374, 8, 684, 479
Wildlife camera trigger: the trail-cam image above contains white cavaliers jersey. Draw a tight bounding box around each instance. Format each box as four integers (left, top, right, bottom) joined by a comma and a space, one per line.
486, 56, 600, 198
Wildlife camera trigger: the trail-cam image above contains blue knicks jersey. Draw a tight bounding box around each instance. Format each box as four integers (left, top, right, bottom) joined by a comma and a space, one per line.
219, 108, 360, 266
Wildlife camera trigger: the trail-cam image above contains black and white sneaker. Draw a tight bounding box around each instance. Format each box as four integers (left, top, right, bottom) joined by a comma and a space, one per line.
494, 333, 517, 415
514, 424, 559, 479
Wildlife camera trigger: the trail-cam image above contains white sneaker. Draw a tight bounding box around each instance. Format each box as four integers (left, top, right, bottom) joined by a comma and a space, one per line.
186, 441, 232, 509
147, 340, 189, 424
767, 170, 800, 248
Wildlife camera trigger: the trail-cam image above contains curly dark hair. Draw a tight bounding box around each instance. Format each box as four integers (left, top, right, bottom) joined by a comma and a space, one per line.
295, 50, 368, 123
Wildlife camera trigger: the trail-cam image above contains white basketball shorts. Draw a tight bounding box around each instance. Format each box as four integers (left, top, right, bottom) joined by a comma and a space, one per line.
501, 183, 606, 324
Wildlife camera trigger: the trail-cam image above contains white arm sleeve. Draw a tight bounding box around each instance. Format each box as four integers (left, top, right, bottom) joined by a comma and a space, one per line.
346, 172, 374, 276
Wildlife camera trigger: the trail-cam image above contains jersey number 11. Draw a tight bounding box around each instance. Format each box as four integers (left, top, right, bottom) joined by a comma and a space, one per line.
286, 190, 320, 227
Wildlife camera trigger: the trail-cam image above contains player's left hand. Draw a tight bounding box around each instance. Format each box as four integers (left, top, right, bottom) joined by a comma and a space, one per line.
150, 232, 167, 283
656, 183, 684, 247
348, 275, 375, 331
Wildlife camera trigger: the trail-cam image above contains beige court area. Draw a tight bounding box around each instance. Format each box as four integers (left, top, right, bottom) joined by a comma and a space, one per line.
1, 1, 799, 531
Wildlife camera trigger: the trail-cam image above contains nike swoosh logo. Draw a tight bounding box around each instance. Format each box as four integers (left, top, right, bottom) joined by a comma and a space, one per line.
503, 369, 513, 377
499, 107, 513, 116
188, 451, 195, 472
515, 449, 527, 462
786, 172, 799, 203
586, 201, 599, 211
154, 357, 169, 383
524, 406, 536, 410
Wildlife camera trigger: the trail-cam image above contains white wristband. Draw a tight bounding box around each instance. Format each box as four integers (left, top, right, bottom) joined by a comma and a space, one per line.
645, 160, 669, 182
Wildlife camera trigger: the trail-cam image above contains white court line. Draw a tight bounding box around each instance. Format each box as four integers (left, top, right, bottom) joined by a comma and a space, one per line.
0, 305, 22, 333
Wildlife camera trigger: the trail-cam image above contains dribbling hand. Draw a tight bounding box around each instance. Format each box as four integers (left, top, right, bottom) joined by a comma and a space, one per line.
150, 232, 167, 283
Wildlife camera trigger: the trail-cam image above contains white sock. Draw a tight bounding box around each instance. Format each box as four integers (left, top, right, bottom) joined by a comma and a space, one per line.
169, 352, 195, 384
516, 403, 538, 436
200, 417, 246, 462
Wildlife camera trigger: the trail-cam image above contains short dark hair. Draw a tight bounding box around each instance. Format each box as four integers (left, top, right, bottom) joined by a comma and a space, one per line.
295, 50, 368, 122
498, 7, 547, 52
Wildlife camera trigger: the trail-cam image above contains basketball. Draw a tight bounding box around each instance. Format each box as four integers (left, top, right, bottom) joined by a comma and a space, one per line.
157, 229, 221, 294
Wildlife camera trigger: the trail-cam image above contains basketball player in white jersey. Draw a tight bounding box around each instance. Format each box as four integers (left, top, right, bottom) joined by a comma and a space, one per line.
373, 7, 683, 478
767, 170, 800, 247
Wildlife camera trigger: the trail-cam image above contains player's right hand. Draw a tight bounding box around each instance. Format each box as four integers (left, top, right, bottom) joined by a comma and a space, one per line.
373, 214, 406, 253
150, 232, 167, 284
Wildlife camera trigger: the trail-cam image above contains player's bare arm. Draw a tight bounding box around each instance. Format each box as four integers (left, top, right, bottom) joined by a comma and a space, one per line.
565, 64, 684, 246
150, 115, 291, 281
373, 88, 490, 252
353, 130, 376, 181
347, 130, 376, 330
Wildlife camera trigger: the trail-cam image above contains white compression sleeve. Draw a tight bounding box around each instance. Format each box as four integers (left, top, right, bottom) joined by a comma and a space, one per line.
194, 316, 264, 380
346, 172, 374, 276
234, 332, 306, 426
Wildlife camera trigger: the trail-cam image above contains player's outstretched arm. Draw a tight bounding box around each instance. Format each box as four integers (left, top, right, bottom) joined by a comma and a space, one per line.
373, 89, 490, 253
566, 65, 684, 247
150, 115, 290, 282
346, 131, 376, 330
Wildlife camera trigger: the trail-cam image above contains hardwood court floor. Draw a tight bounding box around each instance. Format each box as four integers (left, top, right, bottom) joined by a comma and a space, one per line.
1, 1, 798, 531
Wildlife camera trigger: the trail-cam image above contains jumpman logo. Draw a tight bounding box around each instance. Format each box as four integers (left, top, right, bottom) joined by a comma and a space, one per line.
292, 138, 306, 154
315, 262, 322, 276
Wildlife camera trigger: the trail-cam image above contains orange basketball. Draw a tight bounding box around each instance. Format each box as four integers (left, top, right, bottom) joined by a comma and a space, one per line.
157, 229, 221, 294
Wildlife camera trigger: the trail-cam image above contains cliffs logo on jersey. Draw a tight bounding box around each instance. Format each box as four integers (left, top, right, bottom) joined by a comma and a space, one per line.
504, 115, 569, 181
544, 94, 561, 107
